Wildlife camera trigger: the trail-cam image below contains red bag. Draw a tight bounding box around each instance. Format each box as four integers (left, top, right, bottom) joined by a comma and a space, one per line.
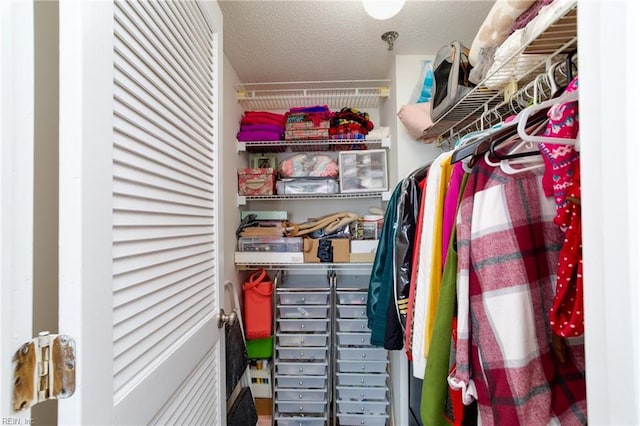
242, 269, 273, 339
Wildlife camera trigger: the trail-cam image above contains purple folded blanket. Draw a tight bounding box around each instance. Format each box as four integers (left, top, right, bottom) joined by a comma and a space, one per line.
237, 130, 283, 141
239, 123, 285, 133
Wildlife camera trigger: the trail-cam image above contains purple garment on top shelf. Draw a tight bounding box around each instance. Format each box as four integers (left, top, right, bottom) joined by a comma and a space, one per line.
239, 123, 285, 133
511, 0, 554, 33
288, 105, 330, 113
236, 130, 282, 141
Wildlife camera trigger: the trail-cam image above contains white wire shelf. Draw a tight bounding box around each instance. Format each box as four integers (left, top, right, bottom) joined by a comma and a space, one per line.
235, 80, 391, 111
237, 137, 390, 153
238, 191, 387, 205
423, 1, 577, 142
235, 260, 374, 272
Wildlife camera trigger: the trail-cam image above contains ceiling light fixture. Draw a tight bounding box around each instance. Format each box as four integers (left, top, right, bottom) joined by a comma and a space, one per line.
381, 31, 399, 51
362, 0, 406, 20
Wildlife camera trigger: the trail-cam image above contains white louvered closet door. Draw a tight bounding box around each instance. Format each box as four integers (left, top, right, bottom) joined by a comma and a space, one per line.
58, 1, 224, 424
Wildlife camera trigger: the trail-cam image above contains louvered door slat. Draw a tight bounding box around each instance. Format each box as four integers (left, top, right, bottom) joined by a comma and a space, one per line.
112, 0, 217, 416
113, 242, 213, 276
147, 1, 211, 85
133, 1, 211, 96
113, 210, 213, 227
119, 1, 211, 108
113, 232, 214, 258
112, 163, 212, 201
113, 118, 212, 175
113, 295, 212, 395
113, 254, 212, 293
114, 112, 212, 169
113, 145, 212, 189
113, 267, 213, 324
113, 225, 212, 242
166, 2, 213, 55
114, 179, 212, 210
113, 194, 213, 217
113, 277, 212, 342
115, 2, 210, 118
149, 347, 217, 425
113, 292, 211, 368
114, 83, 212, 154
114, 53, 212, 141
113, 141, 211, 189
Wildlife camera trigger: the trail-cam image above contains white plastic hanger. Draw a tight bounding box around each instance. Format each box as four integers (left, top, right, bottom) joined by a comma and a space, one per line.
517, 89, 579, 145
499, 121, 547, 175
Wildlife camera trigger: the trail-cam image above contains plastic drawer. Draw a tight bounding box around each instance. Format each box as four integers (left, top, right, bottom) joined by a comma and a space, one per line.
338, 347, 388, 361
278, 305, 329, 319
337, 373, 388, 387
337, 400, 389, 415
337, 360, 389, 374
278, 291, 330, 305
276, 361, 327, 376
337, 413, 389, 426
277, 347, 327, 361
276, 400, 327, 414
336, 332, 371, 346
336, 386, 388, 401
276, 388, 327, 401
279, 274, 330, 289
274, 412, 327, 426
278, 319, 329, 333
336, 291, 368, 305
277, 333, 328, 347
335, 274, 371, 289
276, 375, 327, 389
336, 319, 369, 332
337, 305, 368, 319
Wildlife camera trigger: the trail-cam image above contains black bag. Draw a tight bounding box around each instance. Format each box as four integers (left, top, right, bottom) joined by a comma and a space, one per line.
431, 41, 475, 121
225, 314, 249, 400
227, 386, 258, 426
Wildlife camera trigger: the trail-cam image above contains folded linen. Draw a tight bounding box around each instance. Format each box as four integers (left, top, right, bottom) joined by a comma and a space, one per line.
237, 130, 283, 141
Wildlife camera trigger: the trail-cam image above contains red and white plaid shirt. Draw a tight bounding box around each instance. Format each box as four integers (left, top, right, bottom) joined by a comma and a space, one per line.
449, 159, 587, 425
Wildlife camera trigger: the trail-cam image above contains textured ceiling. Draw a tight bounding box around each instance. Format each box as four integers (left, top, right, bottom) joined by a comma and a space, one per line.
218, 0, 495, 83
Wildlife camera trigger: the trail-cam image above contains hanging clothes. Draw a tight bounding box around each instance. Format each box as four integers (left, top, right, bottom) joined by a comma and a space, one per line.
420, 172, 469, 426
367, 182, 402, 347
404, 174, 429, 360
537, 76, 584, 337
441, 163, 465, 264
448, 155, 587, 425
411, 150, 452, 378
393, 165, 429, 333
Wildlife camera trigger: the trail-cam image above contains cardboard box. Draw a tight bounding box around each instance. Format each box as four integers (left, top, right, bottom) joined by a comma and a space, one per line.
255, 398, 272, 417
349, 252, 376, 263
303, 238, 350, 263
237, 168, 276, 196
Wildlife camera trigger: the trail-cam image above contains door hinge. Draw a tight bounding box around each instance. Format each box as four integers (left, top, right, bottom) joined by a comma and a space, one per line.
12, 331, 76, 411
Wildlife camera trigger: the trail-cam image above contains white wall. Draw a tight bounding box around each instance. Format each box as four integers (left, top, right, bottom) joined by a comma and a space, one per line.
221, 55, 246, 314
580, 1, 640, 424
392, 55, 443, 184
387, 54, 447, 426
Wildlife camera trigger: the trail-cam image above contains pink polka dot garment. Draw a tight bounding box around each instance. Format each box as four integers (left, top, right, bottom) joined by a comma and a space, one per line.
538, 76, 584, 337
549, 162, 583, 337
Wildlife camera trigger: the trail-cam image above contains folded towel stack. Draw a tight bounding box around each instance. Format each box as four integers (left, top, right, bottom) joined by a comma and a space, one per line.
237, 111, 286, 141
